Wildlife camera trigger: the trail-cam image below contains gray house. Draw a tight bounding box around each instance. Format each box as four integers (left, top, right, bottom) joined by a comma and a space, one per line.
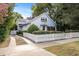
16, 12, 57, 31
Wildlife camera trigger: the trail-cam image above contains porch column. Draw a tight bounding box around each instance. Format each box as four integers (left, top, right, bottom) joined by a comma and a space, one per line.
55, 26, 57, 31
40, 26, 43, 30
45, 26, 47, 31
55, 21, 57, 31
17, 25, 20, 31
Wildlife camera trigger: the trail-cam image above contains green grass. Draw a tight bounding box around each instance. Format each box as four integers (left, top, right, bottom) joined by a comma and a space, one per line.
44, 41, 79, 56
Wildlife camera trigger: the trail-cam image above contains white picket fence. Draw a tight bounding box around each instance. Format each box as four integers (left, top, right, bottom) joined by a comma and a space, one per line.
23, 32, 79, 43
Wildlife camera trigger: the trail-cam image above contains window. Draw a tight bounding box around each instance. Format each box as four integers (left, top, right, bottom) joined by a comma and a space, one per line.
41, 17, 44, 22
41, 17, 47, 22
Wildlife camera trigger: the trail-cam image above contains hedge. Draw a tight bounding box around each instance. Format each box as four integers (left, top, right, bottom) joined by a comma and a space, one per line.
0, 16, 16, 43
0, 25, 9, 42
16, 31, 23, 36
32, 31, 62, 34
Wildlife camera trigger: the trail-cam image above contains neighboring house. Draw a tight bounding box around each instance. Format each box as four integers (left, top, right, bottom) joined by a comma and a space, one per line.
16, 12, 57, 31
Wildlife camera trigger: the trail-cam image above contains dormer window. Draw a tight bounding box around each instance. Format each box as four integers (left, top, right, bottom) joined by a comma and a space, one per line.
41, 17, 44, 22
41, 17, 47, 22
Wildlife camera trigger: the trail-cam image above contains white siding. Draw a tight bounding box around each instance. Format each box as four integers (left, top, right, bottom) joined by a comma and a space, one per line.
16, 12, 56, 31
22, 25, 30, 31
30, 13, 56, 30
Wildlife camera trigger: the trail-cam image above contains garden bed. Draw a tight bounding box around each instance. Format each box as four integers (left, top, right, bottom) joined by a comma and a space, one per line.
44, 41, 79, 56
15, 37, 27, 45
0, 37, 10, 48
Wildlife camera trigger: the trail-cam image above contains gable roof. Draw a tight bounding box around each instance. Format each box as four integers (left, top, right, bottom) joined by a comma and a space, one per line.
17, 12, 56, 26
30, 12, 56, 25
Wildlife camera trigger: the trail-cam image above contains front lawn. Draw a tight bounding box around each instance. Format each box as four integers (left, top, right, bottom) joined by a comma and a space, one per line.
44, 41, 79, 56
0, 37, 10, 48
15, 37, 27, 45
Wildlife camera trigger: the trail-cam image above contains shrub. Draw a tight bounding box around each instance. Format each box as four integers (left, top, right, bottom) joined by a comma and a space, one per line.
0, 25, 9, 42
5, 16, 16, 30
16, 31, 23, 36
22, 30, 27, 32
32, 31, 62, 34
27, 24, 39, 33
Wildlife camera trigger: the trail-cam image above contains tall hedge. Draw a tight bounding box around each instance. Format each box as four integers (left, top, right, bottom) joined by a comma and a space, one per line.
0, 25, 9, 42
5, 15, 16, 30
27, 24, 39, 33
0, 4, 15, 43
0, 17, 15, 43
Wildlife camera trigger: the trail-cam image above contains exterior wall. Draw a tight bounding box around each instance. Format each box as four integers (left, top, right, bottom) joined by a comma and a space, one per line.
16, 19, 30, 31
30, 13, 56, 30
22, 24, 30, 31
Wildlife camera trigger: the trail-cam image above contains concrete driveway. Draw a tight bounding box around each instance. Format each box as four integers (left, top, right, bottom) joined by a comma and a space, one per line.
0, 36, 55, 56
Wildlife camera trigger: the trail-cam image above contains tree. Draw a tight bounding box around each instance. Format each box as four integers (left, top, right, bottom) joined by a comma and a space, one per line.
27, 24, 39, 33
0, 3, 16, 42
13, 12, 23, 20
5, 4, 23, 30
52, 4, 79, 30
0, 25, 9, 42
0, 3, 23, 42
32, 3, 79, 31
32, 3, 52, 17
0, 3, 9, 24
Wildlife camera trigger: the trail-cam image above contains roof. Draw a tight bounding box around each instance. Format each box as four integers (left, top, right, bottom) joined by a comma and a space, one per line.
30, 12, 56, 25
17, 12, 56, 25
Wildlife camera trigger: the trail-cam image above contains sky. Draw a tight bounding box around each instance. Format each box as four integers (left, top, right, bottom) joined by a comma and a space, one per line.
14, 3, 33, 19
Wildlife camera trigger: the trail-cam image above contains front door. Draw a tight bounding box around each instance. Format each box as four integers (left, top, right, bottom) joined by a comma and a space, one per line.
42, 26, 45, 30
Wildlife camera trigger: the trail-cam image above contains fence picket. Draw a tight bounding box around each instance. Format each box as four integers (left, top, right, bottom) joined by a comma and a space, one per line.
23, 32, 79, 43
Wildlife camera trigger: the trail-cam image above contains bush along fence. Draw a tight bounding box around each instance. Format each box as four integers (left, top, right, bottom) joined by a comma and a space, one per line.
23, 32, 79, 43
